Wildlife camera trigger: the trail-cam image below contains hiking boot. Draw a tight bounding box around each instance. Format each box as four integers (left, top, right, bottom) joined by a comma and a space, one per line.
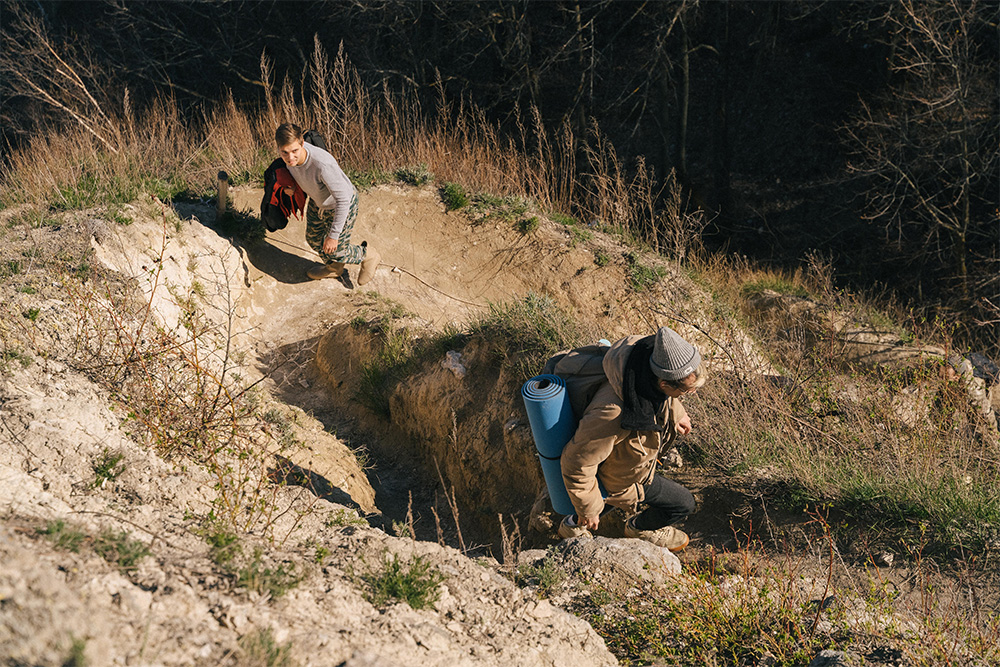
557, 516, 591, 540
624, 518, 689, 552
357, 246, 380, 285
307, 261, 345, 281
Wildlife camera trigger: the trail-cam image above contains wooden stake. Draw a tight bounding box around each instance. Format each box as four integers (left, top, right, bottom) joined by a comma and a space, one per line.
217, 170, 229, 219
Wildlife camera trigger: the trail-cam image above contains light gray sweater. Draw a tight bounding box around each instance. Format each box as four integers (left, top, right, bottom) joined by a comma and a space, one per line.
287, 142, 357, 239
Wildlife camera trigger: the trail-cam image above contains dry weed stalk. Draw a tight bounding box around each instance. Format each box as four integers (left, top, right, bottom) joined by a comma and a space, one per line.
434, 457, 466, 554
65, 208, 305, 537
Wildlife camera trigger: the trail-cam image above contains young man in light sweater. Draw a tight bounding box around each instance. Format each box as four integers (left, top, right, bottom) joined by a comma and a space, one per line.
275, 123, 380, 285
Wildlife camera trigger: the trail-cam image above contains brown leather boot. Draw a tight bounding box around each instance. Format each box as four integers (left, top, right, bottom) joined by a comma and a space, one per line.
357, 248, 381, 285
625, 518, 690, 552
307, 261, 345, 280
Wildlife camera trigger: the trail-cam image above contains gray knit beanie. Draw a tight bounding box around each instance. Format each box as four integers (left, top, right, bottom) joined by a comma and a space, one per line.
649, 327, 701, 381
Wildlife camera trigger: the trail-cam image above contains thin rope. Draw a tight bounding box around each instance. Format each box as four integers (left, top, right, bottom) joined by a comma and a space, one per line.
266, 236, 488, 309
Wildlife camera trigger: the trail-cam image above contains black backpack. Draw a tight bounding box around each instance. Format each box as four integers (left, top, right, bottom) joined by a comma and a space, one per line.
260, 129, 328, 232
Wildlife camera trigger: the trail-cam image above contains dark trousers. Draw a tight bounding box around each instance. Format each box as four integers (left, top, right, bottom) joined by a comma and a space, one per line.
631, 474, 695, 531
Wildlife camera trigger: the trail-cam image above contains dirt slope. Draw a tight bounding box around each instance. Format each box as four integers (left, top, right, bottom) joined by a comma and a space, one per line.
230, 183, 685, 346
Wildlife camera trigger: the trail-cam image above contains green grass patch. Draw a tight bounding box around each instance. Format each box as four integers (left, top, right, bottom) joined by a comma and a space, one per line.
22, 307, 40, 322
569, 226, 593, 246
360, 553, 444, 610
624, 252, 666, 291
91, 448, 126, 488
550, 211, 578, 226
37, 519, 87, 552
238, 628, 297, 667
348, 166, 394, 190
440, 181, 469, 210
94, 529, 150, 571
2, 348, 33, 369
356, 320, 416, 418
514, 551, 565, 598
594, 250, 610, 267
394, 163, 433, 186
202, 522, 243, 566
236, 549, 301, 599
468, 192, 529, 224
467, 292, 580, 379
740, 277, 810, 299
517, 216, 540, 234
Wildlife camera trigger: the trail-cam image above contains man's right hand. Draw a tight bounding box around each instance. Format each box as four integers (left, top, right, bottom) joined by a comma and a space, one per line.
579, 515, 600, 531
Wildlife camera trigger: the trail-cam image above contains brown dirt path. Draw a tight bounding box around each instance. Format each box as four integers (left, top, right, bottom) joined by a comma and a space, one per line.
231, 183, 667, 348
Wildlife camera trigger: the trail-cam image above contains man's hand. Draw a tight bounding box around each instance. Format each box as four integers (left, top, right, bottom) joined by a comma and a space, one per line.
675, 414, 692, 436
579, 515, 600, 531
322, 236, 338, 255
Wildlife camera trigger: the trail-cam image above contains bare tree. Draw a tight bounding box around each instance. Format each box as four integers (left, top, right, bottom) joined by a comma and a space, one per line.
843, 0, 999, 301
0, 4, 121, 148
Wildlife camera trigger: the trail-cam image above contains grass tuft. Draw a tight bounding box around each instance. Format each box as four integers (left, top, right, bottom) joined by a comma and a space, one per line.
94, 529, 150, 571
360, 553, 444, 610
440, 181, 469, 210
238, 627, 297, 667
37, 519, 87, 552
467, 292, 580, 379
394, 163, 433, 186
91, 448, 126, 488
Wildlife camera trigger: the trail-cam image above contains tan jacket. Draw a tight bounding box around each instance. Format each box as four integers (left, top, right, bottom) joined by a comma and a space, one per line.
559, 336, 687, 519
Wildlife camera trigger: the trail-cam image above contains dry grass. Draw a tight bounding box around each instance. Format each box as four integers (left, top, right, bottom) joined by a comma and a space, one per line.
1, 39, 696, 264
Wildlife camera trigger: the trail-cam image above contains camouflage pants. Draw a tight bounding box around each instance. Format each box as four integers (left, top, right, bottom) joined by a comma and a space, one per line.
305, 195, 366, 265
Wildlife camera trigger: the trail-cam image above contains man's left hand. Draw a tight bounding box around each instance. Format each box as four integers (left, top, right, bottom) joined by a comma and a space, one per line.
676, 414, 692, 436
322, 237, 338, 255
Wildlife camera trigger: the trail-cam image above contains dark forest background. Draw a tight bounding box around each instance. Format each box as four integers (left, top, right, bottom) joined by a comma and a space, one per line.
2, 0, 998, 352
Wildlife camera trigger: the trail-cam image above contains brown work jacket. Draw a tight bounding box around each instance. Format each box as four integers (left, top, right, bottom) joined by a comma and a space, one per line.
559, 335, 688, 520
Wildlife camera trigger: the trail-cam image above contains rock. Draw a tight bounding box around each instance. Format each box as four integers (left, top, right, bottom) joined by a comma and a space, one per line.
874, 551, 894, 567
553, 536, 681, 588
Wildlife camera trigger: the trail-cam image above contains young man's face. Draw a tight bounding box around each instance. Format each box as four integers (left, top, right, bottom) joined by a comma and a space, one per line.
278, 140, 307, 167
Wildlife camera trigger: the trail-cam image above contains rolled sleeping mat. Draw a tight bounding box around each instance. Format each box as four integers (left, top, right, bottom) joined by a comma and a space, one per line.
521, 374, 576, 516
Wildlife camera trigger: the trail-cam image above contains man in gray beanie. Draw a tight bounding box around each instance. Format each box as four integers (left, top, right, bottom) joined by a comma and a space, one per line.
557, 326, 705, 551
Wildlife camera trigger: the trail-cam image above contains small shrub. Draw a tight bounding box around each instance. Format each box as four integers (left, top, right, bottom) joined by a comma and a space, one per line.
624, 252, 666, 291
394, 163, 433, 186
91, 448, 125, 488
2, 348, 33, 369
441, 182, 469, 210
203, 524, 242, 566
22, 307, 40, 321
37, 519, 86, 552
517, 216, 540, 234
325, 509, 367, 528
94, 530, 149, 571
594, 250, 610, 267
514, 551, 565, 598
3, 259, 21, 276
238, 628, 297, 667
361, 553, 444, 610
236, 549, 300, 599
